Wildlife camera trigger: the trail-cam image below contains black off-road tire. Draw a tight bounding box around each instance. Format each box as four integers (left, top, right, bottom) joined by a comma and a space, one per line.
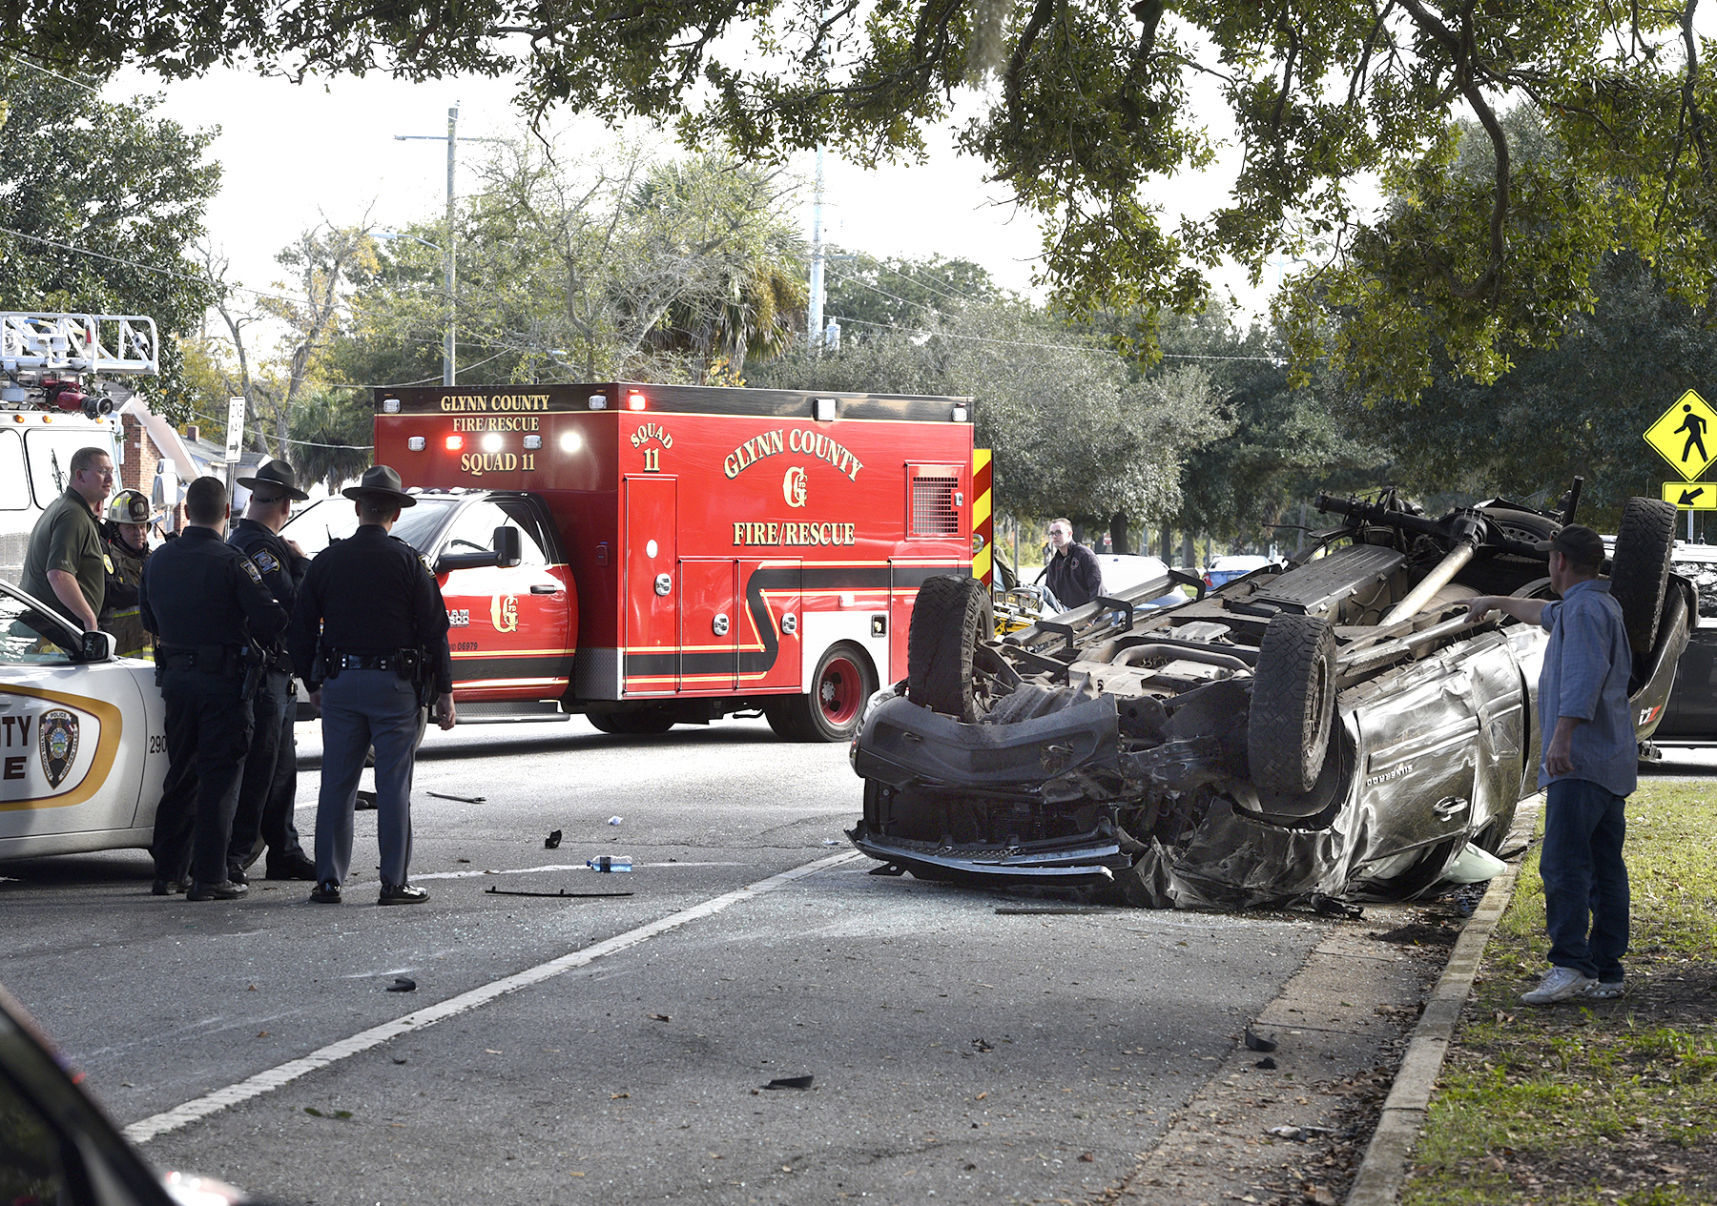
1610, 496, 1677, 654
1247, 613, 1337, 795
907, 575, 994, 721
765, 642, 877, 742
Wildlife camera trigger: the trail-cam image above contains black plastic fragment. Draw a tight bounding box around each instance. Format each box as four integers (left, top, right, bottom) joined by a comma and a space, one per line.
544, 829, 562, 849
1244, 1026, 1278, 1052
762, 1075, 814, 1090
387, 977, 416, 993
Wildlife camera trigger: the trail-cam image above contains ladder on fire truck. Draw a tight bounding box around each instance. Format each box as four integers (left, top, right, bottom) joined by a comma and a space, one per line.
0, 312, 158, 409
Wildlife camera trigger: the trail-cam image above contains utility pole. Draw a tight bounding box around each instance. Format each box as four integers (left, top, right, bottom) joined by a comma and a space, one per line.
808, 148, 825, 352
395, 103, 502, 387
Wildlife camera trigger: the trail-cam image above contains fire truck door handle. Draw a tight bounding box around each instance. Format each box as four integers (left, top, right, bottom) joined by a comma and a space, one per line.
654, 573, 672, 597
712, 612, 730, 636
781, 613, 797, 635
530, 584, 558, 595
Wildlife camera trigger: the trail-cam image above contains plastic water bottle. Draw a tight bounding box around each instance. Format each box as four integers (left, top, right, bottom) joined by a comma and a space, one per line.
586, 855, 633, 873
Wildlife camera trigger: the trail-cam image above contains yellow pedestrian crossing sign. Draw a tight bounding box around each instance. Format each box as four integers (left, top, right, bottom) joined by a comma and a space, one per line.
1663, 482, 1717, 510
1645, 389, 1717, 481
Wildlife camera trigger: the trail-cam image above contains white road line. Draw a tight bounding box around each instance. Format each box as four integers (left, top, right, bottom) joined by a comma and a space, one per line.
124, 850, 861, 1146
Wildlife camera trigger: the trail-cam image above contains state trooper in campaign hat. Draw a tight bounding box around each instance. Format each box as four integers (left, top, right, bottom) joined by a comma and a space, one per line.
340, 463, 418, 507
226, 459, 318, 885
290, 464, 452, 906
236, 458, 312, 502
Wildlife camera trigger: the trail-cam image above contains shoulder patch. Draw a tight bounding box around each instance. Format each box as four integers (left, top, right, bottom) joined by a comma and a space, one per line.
252, 549, 280, 576
240, 557, 264, 585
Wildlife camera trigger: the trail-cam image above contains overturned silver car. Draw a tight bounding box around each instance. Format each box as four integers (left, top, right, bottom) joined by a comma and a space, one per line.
848, 487, 1692, 909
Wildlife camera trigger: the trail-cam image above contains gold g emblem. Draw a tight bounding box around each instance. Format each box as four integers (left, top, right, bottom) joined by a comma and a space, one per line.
783, 465, 808, 509
491, 594, 519, 633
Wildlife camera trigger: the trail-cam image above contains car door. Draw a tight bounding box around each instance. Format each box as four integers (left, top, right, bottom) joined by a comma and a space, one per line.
432, 498, 573, 702
1, 586, 161, 852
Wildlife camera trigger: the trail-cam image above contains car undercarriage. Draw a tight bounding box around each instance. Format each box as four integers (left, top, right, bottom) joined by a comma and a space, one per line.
849, 486, 1693, 910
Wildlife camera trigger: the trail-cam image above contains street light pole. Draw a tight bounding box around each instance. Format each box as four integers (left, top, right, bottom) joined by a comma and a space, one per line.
395, 103, 501, 387
443, 105, 456, 388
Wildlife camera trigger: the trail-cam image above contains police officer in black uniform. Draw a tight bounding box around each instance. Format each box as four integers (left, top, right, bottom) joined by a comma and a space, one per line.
226, 459, 318, 883
289, 465, 456, 906
142, 476, 288, 900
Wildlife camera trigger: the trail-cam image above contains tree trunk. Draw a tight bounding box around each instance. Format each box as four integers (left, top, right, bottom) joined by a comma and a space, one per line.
1108, 513, 1131, 555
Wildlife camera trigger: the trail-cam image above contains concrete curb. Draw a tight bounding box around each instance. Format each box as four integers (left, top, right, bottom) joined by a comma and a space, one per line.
1343, 794, 1543, 1206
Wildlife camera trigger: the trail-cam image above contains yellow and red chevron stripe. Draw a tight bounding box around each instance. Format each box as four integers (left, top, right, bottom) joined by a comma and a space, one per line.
973, 447, 994, 586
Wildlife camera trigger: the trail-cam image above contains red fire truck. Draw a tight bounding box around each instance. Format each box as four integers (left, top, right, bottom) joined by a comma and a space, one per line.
289, 382, 976, 741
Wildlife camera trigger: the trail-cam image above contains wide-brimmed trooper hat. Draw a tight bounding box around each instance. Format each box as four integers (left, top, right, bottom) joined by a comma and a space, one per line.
341, 464, 417, 508
236, 459, 311, 501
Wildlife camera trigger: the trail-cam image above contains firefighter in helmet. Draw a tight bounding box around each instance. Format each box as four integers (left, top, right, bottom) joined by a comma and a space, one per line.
100, 487, 154, 659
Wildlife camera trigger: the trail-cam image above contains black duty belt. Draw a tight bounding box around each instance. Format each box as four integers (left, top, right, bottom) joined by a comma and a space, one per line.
157, 644, 242, 670
334, 654, 399, 671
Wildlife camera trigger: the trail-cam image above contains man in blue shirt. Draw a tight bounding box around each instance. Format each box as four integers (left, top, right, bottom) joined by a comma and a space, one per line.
1465, 524, 1634, 1005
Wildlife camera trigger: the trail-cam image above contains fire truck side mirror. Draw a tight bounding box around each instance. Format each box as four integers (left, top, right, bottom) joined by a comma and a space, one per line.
492, 525, 522, 568
433, 525, 522, 575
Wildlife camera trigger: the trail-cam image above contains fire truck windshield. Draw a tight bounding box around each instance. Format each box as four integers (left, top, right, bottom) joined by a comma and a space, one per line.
282, 494, 456, 559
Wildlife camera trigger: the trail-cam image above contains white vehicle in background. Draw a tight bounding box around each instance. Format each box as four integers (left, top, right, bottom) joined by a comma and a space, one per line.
0, 579, 166, 860
0, 313, 158, 583
1202, 553, 1277, 589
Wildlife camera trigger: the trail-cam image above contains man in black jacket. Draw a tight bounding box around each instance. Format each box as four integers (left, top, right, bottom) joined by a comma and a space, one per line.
142, 476, 288, 901
289, 465, 456, 906
1043, 517, 1103, 610
226, 459, 317, 883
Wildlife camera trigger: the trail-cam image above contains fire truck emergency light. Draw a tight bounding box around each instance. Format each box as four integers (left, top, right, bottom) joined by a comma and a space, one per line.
523, 435, 542, 451
481, 433, 503, 453
626, 390, 647, 411
407, 436, 426, 451
587, 394, 607, 410
444, 434, 464, 451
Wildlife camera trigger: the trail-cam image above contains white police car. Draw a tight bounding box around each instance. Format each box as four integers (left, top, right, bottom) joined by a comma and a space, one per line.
0, 579, 166, 860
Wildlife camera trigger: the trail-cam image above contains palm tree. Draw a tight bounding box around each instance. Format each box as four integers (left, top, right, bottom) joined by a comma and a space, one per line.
288, 390, 375, 493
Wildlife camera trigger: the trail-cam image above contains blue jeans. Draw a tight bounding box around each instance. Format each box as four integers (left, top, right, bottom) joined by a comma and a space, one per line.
1541, 778, 1629, 981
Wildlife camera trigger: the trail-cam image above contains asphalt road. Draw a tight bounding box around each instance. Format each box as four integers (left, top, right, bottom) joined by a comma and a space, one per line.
5, 720, 1711, 1204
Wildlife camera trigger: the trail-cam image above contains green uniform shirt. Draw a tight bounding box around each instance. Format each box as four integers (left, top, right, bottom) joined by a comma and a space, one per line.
21, 489, 108, 620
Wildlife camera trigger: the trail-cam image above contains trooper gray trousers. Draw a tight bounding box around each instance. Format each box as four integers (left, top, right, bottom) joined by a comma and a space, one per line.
315, 668, 421, 888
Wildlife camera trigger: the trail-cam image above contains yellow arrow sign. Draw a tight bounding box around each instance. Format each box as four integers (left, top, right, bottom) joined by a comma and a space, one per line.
1645, 389, 1717, 481
1663, 481, 1717, 510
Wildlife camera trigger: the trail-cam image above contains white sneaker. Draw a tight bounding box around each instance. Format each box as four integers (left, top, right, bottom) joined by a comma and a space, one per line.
1521, 966, 1597, 1005
1584, 979, 1626, 1000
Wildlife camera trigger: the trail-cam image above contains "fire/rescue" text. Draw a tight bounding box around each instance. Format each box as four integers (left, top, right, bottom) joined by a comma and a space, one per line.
732, 521, 858, 547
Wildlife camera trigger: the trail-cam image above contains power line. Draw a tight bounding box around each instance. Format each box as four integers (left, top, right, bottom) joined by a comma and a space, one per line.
3, 55, 102, 94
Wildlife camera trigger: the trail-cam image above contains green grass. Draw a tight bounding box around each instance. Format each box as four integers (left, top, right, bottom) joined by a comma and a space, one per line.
1402, 782, 1717, 1206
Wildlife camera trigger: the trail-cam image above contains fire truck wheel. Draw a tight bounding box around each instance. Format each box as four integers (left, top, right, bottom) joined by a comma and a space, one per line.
767, 643, 877, 742
586, 707, 676, 735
